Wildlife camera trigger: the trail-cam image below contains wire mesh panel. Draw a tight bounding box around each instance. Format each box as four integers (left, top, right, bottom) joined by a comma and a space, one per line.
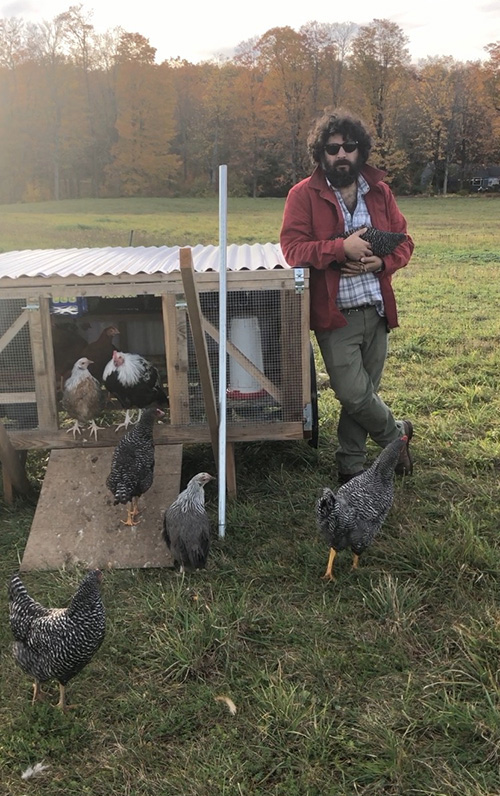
186, 288, 306, 429
0, 299, 38, 430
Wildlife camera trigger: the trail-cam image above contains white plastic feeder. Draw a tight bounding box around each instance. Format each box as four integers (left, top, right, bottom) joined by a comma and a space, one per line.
227, 316, 267, 399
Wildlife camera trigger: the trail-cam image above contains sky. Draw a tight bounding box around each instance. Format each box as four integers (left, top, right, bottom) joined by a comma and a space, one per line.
2, 0, 499, 65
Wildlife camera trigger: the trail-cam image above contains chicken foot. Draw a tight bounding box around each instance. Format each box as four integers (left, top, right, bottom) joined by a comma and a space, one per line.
321, 548, 337, 581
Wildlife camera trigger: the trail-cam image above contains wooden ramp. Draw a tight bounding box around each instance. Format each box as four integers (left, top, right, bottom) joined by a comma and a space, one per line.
21, 444, 183, 572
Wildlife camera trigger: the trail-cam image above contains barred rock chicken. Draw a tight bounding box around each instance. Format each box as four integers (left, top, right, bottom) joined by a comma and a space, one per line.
331, 226, 407, 258
162, 472, 214, 573
62, 357, 103, 440
103, 350, 168, 431
81, 325, 120, 382
106, 406, 164, 525
316, 436, 406, 580
8, 570, 105, 710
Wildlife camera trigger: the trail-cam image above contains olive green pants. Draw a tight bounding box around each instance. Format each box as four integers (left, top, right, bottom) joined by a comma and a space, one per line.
316, 306, 403, 474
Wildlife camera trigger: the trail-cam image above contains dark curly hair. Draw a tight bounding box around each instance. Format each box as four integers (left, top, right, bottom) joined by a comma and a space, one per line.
307, 108, 372, 165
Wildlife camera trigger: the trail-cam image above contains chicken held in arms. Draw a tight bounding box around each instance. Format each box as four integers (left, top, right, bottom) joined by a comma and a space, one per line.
317, 436, 406, 580
163, 472, 215, 573
330, 227, 407, 259
62, 357, 103, 440
8, 570, 105, 710
106, 405, 165, 526
103, 350, 168, 431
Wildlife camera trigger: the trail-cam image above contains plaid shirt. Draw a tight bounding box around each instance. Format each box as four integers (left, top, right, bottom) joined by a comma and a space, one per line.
330, 175, 385, 314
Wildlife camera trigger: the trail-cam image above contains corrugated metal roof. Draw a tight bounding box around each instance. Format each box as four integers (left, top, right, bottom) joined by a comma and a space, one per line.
0, 243, 290, 280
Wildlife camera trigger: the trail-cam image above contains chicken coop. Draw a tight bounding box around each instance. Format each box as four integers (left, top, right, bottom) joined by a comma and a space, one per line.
0, 244, 312, 504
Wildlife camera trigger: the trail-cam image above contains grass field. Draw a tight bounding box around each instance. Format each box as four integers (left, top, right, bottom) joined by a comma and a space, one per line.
1, 196, 500, 795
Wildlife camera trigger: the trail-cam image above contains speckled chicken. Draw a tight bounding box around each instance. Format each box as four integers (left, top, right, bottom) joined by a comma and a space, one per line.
106, 405, 164, 525
103, 350, 168, 431
162, 472, 214, 572
62, 357, 103, 440
332, 226, 407, 257
8, 570, 105, 710
316, 436, 406, 580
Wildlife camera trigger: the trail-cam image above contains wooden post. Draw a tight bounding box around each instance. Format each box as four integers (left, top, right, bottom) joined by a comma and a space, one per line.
179, 248, 219, 464
280, 289, 302, 422
162, 293, 190, 425
0, 421, 32, 502
28, 297, 58, 430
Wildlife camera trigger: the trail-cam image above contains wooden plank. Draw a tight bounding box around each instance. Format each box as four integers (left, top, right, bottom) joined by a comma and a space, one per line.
0, 309, 29, 355
39, 296, 58, 426
20, 444, 184, 571
201, 315, 282, 404
7, 421, 306, 451
0, 268, 307, 299
162, 293, 190, 425
27, 300, 58, 430
0, 420, 33, 501
0, 392, 37, 403
180, 247, 218, 463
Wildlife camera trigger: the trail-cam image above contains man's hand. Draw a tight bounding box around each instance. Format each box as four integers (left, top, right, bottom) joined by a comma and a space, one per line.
342, 228, 372, 262
340, 255, 384, 276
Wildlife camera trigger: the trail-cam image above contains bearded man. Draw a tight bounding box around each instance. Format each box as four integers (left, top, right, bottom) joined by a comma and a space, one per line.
280, 108, 415, 483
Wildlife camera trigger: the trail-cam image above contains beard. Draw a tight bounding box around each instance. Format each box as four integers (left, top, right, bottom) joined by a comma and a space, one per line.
322, 157, 361, 188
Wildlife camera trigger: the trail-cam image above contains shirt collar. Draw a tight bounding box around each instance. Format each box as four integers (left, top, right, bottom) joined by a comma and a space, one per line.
325, 173, 370, 196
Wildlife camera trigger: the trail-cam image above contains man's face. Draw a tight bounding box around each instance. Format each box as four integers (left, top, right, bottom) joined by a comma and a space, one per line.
321, 134, 361, 187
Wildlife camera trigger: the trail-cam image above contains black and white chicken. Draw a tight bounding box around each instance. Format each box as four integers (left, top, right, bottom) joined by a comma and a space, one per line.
331, 227, 407, 258
62, 356, 103, 440
8, 570, 105, 710
316, 436, 406, 580
103, 350, 168, 431
106, 405, 164, 525
162, 472, 215, 572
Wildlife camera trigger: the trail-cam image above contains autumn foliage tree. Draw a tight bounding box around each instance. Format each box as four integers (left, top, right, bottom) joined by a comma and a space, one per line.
0, 7, 499, 201
105, 33, 179, 196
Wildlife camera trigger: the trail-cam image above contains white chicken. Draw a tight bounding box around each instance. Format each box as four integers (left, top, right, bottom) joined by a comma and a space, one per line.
62, 357, 103, 440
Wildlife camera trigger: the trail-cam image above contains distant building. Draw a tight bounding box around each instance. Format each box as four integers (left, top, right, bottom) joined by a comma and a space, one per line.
470, 166, 500, 192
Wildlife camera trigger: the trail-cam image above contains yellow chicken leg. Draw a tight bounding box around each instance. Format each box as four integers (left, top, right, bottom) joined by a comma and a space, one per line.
321, 548, 337, 581
121, 500, 140, 526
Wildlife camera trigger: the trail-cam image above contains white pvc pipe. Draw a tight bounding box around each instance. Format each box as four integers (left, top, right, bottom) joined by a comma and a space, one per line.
218, 165, 228, 538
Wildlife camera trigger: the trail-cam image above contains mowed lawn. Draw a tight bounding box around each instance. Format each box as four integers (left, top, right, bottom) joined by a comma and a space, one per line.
0, 195, 499, 796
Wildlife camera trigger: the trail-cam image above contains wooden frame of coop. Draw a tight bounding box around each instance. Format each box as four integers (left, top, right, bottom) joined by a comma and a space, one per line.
0, 247, 312, 500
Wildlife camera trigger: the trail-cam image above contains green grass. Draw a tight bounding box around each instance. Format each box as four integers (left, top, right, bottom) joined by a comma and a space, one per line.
1, 196, 500, 794
0, 196, 284, 250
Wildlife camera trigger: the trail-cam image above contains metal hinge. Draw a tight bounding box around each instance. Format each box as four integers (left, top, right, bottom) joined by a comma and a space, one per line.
24, 302, 39, 310
175, 294, 187, 309
294, 268, 305, 294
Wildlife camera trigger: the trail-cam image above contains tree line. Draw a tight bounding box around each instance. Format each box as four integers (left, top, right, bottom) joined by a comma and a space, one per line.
0, 5, 499, 202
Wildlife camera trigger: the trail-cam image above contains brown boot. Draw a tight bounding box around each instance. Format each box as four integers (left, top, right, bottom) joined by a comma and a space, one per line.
395, 420, 413, 476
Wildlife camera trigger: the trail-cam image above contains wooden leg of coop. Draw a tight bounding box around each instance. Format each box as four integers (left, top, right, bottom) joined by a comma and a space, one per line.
0, 422, 32, 503
2, 468, 14, 504
226, 442, 237, 498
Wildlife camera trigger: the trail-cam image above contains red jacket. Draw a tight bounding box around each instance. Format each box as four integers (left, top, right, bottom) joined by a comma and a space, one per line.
280, 163, 414, 331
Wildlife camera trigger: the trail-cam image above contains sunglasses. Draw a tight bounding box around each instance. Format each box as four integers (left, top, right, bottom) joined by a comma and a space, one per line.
324, 141, 358, 155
